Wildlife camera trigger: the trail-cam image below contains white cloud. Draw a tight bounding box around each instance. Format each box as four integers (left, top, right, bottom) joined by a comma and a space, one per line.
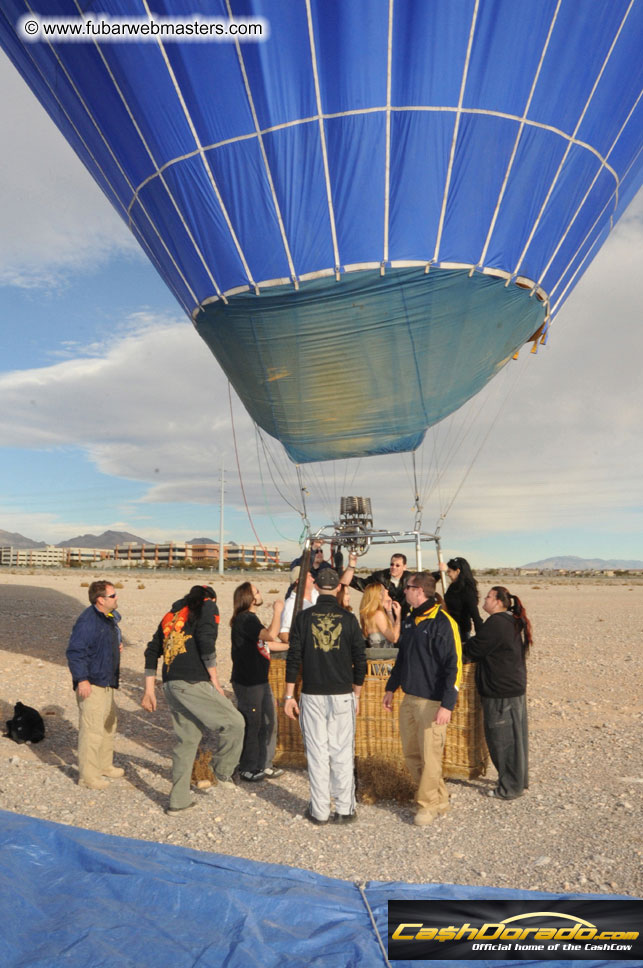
0, 54, 136, 288
0, 37, 641, 560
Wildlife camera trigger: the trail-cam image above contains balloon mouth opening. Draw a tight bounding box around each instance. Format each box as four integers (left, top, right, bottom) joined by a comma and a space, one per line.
195, 267, 546, 463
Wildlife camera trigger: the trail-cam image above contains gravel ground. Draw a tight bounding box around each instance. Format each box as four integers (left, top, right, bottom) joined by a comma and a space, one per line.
0, 570, 641, 896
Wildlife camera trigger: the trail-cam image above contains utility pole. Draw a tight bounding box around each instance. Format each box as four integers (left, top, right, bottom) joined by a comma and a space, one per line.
218, 459, 225, 575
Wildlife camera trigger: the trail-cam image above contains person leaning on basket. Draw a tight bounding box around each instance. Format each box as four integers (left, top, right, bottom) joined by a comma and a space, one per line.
383, 572, 462, 826
283, 567, 367, 825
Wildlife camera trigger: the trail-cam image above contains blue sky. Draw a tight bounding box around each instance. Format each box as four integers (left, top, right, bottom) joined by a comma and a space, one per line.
0, 52, 641, 568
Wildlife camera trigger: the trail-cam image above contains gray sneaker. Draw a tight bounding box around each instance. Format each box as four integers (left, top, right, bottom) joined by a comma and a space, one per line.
214, 775, 238, 789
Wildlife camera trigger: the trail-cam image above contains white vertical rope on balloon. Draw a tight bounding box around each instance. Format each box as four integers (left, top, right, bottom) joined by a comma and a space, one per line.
382, 0, 394, 265
477, 0, 562, 271
139, 0, 258, 294
432, 0, 480, 264
551, 147, 643, 316
510, 0, 636, 281
535, 88, 642, 292
304, 0, 341, 277
71, 0, 227, 304
16, 0, 200, 310
225, 0, 297, 289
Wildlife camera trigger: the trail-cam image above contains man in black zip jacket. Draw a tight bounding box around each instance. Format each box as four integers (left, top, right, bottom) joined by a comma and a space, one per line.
284, 568, 366, 825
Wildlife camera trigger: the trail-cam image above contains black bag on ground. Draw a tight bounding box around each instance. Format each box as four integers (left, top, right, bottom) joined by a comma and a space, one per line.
5, 701, 45, 744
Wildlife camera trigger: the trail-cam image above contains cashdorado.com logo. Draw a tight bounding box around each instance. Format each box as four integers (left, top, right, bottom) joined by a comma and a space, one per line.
387, 899, 643, 961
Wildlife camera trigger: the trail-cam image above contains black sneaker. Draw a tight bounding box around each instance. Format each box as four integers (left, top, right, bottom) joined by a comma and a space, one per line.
331, 811, 357, 824
304, 806, 329, 825
239, 770, 265, 782
262, 766, 284, 778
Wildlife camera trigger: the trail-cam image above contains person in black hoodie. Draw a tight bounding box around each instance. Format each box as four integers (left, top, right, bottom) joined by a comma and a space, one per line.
464, 586, 532, 800
441, 556, 483, 642
142, 585, 244, 814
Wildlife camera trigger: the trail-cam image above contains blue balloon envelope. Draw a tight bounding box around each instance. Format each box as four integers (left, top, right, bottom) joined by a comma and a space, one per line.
1, 0, 641, 460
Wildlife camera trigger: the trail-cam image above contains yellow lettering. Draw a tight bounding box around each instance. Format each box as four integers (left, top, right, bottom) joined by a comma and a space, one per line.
416, 928, 438, 940
477, 923, 504, 940
392, 923, 422, 941
574, 928, 596, 940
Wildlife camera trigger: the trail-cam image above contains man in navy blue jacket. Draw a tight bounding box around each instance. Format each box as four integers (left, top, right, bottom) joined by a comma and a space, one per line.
67, 580, 123, 790
383, 573, 461, 826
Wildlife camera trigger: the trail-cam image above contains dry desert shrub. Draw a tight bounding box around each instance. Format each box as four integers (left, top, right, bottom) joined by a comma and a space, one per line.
191, 746, 215, 787
356, 757, 415, 804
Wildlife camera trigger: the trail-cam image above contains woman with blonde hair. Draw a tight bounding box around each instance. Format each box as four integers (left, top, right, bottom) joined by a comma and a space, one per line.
359, 582, 401, 647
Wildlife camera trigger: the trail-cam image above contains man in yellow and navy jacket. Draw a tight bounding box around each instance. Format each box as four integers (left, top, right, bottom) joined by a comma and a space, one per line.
383, 572, 462, 826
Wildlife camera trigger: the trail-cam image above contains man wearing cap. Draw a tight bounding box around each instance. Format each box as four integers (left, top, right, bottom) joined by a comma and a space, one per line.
383, 572, 462, 826
284, 568, 367, 824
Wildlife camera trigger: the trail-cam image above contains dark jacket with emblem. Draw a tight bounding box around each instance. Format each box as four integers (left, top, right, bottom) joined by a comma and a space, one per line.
286, 594, 367, 695
66, 606, 121, 690
386, 598, 462, 710
144, 597, 219, 683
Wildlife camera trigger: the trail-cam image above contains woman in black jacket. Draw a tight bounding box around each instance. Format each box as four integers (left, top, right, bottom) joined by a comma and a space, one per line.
443, 557, 482, 642
464, 586, 533, 800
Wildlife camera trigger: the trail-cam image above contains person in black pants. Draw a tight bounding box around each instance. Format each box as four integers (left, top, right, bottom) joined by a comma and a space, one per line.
464, 586, 532, 800
230, 582, 288, 782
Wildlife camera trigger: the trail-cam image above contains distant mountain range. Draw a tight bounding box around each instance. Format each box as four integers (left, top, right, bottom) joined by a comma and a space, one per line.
0, 528, 222, 549
56, 530, 153, 549
520, 556, 643, 570
0, 529, 46, 549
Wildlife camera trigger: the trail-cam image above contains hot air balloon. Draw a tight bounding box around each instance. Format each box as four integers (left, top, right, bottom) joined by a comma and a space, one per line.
1, 0, 641, 464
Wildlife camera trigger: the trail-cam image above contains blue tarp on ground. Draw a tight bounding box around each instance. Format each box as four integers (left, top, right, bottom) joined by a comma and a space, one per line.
0, 810, 635, 968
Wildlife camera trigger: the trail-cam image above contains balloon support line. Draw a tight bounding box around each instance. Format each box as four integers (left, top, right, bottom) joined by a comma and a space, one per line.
228, 383, 268, 554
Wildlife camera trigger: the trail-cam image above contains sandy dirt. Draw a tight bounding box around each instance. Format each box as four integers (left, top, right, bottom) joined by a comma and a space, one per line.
0, 569, 641, 896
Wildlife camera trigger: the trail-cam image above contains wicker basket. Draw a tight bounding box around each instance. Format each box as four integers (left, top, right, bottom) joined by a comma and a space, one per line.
268, 655, 488, 784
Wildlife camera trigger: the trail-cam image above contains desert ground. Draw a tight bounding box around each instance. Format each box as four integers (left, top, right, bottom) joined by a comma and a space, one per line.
0, 569, 641, 896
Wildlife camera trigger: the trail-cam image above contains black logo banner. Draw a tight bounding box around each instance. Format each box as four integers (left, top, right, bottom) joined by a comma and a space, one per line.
388, 899, 642, 960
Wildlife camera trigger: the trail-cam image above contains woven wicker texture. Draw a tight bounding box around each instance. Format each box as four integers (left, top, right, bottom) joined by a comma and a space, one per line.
268, 657, 488, 787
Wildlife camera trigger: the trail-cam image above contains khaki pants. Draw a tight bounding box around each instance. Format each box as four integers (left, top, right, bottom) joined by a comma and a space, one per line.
76, 685, 117, 783
399, 694, 448, 815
